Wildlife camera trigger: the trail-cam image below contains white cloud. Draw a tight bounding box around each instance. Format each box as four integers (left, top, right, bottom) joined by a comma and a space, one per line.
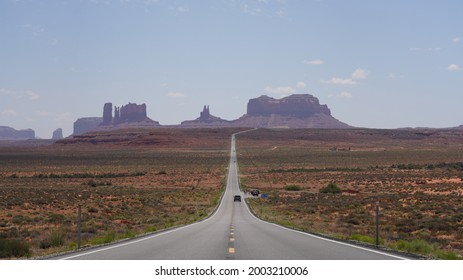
351, 68, 368, 79
321, 77, 357, 85
0, 89, 13, 96
0, 88, 40, 100
166, 92, 186, 98
303, 59, 324, 65
340, 91, 353, 98
409, 47, 421, 51
452, 37, 461, 43
388, 73, 405, 79
1, 109, 17, 117
447, 64, 461, 71
264, 86, 295, 95
296, 82, 306, 88
243, 4, 262, 15
26, 90, 40, 100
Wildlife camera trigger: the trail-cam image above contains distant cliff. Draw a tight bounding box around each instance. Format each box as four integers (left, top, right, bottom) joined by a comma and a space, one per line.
52, 128, 63, 140
247, 94, 331, 117
233, 94, 350, 128
0, 126, 35, 140
73, 102, 160, 135
73, 117, 103, 135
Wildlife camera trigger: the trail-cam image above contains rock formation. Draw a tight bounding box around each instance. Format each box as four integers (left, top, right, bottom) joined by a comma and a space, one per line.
247, 94, 331, 117
114, 103, 148, 124
52, 128, 63, 140
102, 102, 113, 125
73, 117, 103, 135
181, 105, 231, 127
234, 94, 350, 128
0, 126, 35, 140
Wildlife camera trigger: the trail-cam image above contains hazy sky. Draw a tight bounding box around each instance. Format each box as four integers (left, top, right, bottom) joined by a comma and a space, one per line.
1, 0, 462, 138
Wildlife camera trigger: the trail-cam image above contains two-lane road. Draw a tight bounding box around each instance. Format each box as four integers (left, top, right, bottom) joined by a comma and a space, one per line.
53, 133, 405, 260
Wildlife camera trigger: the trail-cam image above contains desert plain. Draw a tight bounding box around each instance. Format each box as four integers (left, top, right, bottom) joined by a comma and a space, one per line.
1, 127, 462, 259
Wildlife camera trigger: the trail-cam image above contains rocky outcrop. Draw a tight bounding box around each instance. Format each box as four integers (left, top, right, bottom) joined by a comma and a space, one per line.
181, 105, 231, 127
0, 126, 35, 140
73, 117, 103, 135
247, 94, 331, 117
102, 103, 113, 125
52, 128, 63, 140
114, 103, 148, 124
233, 94, 350, 128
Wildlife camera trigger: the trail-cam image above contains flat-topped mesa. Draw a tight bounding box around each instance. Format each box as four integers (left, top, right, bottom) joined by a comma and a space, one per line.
0, 126, 35, 140
247, 94, 331, 117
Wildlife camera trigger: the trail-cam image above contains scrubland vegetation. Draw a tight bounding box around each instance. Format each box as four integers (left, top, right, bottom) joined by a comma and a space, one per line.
0, 128, 233, 258
238, 128, 463, 259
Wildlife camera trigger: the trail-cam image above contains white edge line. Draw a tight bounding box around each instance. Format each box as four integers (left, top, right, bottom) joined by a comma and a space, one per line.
242, 200, 409, 260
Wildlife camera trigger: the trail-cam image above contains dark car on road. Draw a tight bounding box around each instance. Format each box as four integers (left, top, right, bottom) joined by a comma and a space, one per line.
234, 195, 241, 202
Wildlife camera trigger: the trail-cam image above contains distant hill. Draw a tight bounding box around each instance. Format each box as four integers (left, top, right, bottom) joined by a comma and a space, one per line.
0, 126, 35, 140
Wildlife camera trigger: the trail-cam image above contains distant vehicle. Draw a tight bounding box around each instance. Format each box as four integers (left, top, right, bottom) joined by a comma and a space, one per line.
251, 190, 260, 197
234, 195, 241, 202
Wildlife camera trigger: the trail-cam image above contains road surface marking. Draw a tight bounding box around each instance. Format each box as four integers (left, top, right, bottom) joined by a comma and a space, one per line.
229, 248, 235, 254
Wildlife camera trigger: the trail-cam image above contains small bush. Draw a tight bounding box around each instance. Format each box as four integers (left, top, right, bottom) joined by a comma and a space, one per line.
435, 250, 463, 260
349, 234, 384, 245
90, 232, 116, 245
0, 238, 30, 258
284, 185, 302, 191
320, 182, 341, 194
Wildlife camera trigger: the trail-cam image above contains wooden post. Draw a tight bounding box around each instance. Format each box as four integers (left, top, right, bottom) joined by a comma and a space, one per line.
375, 201, 379, 247
77, 204, 82, 249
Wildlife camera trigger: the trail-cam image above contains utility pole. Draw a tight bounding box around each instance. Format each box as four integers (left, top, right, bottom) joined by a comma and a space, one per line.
375, 201, 379, 247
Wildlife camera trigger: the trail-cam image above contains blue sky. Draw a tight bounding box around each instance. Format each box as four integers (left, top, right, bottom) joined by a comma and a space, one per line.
1, 0, 462, 138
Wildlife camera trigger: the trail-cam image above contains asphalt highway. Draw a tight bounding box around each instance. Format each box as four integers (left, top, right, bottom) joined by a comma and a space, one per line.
53, 133, 405, 260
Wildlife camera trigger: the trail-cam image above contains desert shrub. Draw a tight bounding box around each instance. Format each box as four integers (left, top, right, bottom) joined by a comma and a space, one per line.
284, 185, 302, 191
349, 234, 384, 245
47, 213, 66, 223
435, 250, 463, 260
40, 232, 65, 249
320, 182, 341, 194
394, 239, 434, 255
90, 232, 116, 245
50, 232, 65, 247
0, 238, 30, 258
